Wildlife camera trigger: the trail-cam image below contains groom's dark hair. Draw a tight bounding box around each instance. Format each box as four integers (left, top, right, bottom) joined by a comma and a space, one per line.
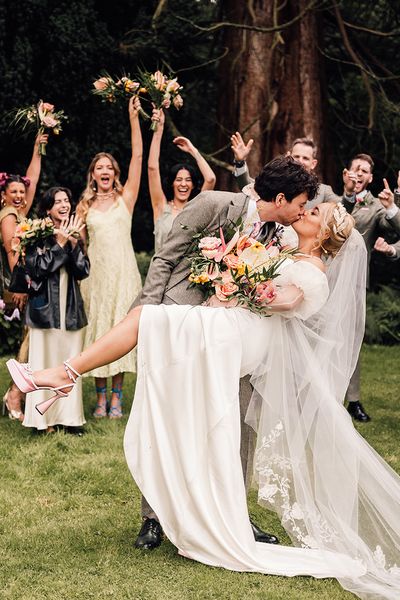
254, 155, 318, 202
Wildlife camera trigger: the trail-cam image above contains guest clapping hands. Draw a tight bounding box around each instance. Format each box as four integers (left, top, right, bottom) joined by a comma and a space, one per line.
23, 187, 89, 434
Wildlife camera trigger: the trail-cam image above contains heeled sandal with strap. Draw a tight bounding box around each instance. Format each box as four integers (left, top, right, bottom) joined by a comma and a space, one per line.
108, 386, 123, 419
6, 359, 81, 415
93, 385, 108, 418
35, 361, 81, 415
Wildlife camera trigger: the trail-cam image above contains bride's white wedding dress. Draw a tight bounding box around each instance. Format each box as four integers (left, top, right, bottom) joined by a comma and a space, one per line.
124, 233, 400, 600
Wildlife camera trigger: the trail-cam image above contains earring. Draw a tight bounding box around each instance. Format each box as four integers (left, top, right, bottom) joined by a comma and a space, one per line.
320, 244, 328, 255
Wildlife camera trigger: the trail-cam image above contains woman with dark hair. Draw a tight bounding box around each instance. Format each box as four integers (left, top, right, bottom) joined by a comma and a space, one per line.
0, 133, 48, 420
148, 108, 216, 253
75, 97, 142, 420
22, 186, 89, 433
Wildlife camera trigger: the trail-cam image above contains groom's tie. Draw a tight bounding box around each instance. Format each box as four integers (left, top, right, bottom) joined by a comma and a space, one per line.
257, 222, 274, 243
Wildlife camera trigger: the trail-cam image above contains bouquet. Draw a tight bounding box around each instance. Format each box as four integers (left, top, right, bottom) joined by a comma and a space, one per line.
10, 100, 67, 155
136, 68, 183, 131
11, 217, 55, 258
188, 220, 295, 315
92, 72, 149, 119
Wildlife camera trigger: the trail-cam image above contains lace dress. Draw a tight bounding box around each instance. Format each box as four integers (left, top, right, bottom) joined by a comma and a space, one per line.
81, 197, 142, 377
124, 259, 400, 599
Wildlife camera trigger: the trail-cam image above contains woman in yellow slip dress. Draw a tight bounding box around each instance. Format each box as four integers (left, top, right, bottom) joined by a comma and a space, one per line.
76, 97, 142, 419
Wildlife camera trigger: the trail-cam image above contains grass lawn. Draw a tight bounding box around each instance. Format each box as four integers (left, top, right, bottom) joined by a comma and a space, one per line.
1, 345, 399, 600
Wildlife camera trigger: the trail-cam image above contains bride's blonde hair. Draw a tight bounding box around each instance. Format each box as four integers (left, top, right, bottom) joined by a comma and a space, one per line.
76, 152, 124, 222
316, 202, 355, 257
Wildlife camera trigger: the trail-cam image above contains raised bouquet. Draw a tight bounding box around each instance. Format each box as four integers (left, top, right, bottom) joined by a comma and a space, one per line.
137, 69, 183, 131
188, 220, 295, 314
10, 100, 67, 155
92, 71, 149, 119
11, 217, 55, 258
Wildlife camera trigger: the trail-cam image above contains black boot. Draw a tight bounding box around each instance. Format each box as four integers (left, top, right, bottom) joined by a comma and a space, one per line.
134, 518, 163, 550
347, 401, 371, 422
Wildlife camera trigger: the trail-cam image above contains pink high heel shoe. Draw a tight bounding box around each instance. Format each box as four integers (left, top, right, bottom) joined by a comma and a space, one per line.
6, 359, 81, 415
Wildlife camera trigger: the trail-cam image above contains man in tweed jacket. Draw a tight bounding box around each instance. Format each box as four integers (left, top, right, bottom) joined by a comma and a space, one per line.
131, 155, 318, 551
342, 154, 400, 422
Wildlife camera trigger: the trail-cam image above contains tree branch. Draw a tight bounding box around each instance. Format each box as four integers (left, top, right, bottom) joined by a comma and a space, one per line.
172, 0, 321, 35
332, 1, 376, 131
343, 20, 400, 37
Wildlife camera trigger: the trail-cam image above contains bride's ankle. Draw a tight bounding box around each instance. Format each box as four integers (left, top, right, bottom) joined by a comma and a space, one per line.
34, 366, 70, 388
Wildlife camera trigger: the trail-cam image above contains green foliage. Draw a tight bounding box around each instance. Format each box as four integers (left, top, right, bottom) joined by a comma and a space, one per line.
135, 250, 153, 283
365, 285, 400, 344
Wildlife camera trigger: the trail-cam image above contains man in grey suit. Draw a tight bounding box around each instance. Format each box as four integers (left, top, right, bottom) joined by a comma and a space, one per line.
231, 133, 340, 208
342, 154, 400, 422
132, 155, 319, 550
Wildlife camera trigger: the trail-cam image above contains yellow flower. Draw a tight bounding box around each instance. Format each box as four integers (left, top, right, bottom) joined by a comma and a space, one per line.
236, 262, 246, 277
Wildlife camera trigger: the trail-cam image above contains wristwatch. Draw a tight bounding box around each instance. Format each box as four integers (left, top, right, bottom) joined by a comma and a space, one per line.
233, 159, 245, 168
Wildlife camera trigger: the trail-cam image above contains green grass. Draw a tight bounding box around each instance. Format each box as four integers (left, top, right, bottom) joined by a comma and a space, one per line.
1, 345, 399, 600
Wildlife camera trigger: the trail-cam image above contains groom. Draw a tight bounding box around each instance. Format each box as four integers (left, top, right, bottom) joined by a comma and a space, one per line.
131, 155, 318, 550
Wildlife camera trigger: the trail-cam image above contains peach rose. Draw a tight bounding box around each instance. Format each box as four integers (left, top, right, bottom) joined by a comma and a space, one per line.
153, 70, 166, 90
42, 102, 54, 112
166, 78, 180, 93
93, 77, 110, 90
215, 281, 239, 302
254, 281, 276, 304
223, 253, 240, 270
173, 94, 184, 109
236, 235, 252, 254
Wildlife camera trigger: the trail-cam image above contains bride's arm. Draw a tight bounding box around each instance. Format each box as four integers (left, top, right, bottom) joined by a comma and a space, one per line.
267, 284, 304, 312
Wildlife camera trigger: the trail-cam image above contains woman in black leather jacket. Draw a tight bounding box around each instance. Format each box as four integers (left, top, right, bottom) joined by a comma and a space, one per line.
23, 187, 89, 434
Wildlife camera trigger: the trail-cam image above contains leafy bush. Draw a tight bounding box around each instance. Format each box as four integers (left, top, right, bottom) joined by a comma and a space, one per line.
365, 286, 400, 345
0, 300, 24, 356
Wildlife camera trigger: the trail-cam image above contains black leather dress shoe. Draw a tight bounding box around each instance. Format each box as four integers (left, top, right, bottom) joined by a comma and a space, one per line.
347, 401, 371, 422
250, 520, 279, 544
134, 518, 163, 550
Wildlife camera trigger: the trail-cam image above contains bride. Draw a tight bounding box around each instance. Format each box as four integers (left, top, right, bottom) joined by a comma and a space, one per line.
7, 202, 400, 600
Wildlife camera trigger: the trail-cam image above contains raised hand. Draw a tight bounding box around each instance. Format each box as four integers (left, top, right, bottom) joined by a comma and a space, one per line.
173, 136, 197, 155
129, 96, 141, 119
343, 168, 357, 195
230, 131, 254, 162
374, 236, 396, 256
151, 107, 165, 129
378, 178, 394, 209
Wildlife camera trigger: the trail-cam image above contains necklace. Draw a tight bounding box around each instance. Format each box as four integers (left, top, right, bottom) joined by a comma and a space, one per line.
95, 190, 115, 202
171, 200, 185, 212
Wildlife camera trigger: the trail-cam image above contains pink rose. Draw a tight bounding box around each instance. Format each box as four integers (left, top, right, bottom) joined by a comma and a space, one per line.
173, 94, 183, 109
254, 281, 276, 304
215, 281, 239, 302
223, 253, 240, 270
42, 102, 54, 112
93, 77, 110, 90
42, 115, 58, 128
199, 236, 222, 259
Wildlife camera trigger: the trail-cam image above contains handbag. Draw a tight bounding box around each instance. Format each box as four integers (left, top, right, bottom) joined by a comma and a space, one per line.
8, 261, 31, 293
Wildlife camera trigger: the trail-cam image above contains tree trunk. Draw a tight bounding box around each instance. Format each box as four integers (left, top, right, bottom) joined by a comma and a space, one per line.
217, 0, 327, 190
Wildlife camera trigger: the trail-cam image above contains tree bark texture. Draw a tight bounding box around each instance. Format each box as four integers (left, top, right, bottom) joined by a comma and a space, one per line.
217, 0, 328, 190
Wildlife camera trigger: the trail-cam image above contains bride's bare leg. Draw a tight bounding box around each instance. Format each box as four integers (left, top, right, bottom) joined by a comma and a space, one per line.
32, 306, 143, 389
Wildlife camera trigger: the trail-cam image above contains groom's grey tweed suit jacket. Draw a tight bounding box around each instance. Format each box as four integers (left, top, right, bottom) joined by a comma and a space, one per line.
133, 190, 275, 307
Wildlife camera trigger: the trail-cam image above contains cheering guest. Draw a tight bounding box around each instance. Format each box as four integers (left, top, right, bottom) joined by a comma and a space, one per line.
148, 108, 216, 252
342, 154, 400, 421
0, 133, 48, 421
76, 97, 142, 419
23, 187, 88, 433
